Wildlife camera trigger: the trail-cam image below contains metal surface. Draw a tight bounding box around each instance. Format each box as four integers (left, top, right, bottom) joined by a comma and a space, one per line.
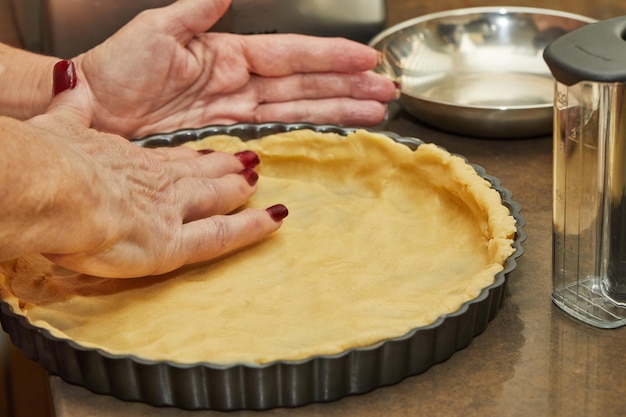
0, 123, 526, 411
370, 7, 595, 138
9, 0, 386, 58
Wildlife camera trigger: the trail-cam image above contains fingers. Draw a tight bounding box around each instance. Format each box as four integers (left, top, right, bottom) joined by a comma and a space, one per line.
251, 71, 397, 104
238, 34, 381, 76
177, 207, 285, 269
43, 145, 281, 279
46, 206, 285, 278
164, 148, 258, 179
158, 149, 261, 222
150, 145, 201, 161
176, 172, 255, 223
254, 98, 389, 127
150, 0, 232, 44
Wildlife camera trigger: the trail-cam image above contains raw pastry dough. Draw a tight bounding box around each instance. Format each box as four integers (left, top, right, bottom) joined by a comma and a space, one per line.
0, 129, 516, 365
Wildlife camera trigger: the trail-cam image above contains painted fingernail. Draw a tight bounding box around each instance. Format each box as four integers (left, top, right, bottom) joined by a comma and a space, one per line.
266, 204, 288, 222
53, 60, 77, 96
235, 150, 260, 169
239, 168, 258, 186
197, 149, 214, 155
393, 81, 402, 99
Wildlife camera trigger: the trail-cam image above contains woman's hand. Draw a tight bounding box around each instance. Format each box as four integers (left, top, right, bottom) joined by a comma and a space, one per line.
0, 78, 286, 278
75, 0, 397, 138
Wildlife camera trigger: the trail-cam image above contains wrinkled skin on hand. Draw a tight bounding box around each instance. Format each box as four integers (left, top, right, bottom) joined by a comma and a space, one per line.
6, 80, 283, 278
74, 0, 397, 138
0, 0, 395, 278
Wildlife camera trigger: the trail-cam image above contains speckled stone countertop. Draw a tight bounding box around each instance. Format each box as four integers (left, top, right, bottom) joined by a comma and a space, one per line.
5, 1, 626, 416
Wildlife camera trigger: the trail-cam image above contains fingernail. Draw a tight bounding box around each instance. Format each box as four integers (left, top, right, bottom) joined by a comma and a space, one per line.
197, 149, 214, 155
239, 168, 258, 186
266, 204, 288, 222
235, 150, 260, 169
377, 51, 383, 66
53, 60, 77, 96
393, 81, 402, 99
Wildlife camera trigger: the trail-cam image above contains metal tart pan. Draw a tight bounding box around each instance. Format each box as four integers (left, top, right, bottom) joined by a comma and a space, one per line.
0, 123, 526, 410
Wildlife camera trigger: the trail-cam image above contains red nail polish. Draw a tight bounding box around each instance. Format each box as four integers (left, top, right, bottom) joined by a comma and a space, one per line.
235, 150, 260, 169
53, 60, 77, 96
393, 80, 402, 99
197, 149, 214, 155
239, 168, 258, 186
266, 204, 288, 222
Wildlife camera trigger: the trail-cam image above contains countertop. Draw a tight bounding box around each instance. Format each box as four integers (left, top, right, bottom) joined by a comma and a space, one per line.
4, 0, 626, 416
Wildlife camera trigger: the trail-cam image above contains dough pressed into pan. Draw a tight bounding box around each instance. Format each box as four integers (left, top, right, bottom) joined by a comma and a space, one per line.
0, 129, 516, 365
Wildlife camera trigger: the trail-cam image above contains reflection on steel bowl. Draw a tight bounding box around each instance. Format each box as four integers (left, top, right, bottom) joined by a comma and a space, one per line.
370, 7, 595, 138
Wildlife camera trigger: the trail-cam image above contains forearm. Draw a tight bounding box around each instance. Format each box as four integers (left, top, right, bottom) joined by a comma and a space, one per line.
0, 116, 98, 260
0, 44, 59, 119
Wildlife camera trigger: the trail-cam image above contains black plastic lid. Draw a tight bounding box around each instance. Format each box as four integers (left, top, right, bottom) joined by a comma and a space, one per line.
544, 16, 626, 85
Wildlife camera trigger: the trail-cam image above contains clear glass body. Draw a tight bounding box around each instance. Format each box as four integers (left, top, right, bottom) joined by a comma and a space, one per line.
552, 80, 626, 328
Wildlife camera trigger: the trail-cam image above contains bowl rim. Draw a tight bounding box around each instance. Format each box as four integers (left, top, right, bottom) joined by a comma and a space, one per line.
369, 6, 597, 46
369, 6, 597, 111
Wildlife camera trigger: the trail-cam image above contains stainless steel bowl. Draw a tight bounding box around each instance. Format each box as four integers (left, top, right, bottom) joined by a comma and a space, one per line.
370, 7, 595, 138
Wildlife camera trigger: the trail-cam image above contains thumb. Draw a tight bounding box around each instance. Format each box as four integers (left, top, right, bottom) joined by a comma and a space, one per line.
159, 0, 232, 44
47, 60, 92, 127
